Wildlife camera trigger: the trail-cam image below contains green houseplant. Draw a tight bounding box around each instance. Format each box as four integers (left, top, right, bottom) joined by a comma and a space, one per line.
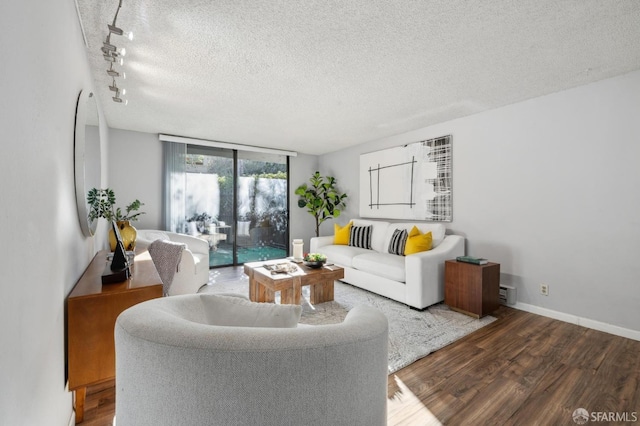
87, 188, 145, 222
87, 188, 145, 250
295, 171, 347, 237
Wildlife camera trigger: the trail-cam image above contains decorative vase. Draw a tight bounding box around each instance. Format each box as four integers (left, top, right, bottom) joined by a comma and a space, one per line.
292, 239, 304, 261
109, 220, 137, 251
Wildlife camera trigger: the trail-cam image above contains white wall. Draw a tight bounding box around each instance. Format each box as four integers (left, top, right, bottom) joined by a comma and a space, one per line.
289, 154, 319, 253
0, 1, 108, 425
319, 70, 640, 335
108, 128, 163, 229
108, 130, 319, 252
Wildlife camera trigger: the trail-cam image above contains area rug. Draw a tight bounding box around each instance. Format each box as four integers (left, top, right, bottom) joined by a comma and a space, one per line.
200, 273, 496, 373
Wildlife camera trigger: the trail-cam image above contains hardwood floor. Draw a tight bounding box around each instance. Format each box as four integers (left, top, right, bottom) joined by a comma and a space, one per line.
81, 267, 640, 425
387, 307, 640, 425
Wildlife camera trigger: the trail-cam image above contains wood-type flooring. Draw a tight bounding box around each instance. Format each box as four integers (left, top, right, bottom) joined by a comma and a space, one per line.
79, 266, 640, 425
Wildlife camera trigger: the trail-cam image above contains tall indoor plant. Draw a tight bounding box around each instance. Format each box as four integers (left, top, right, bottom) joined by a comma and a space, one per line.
295, 171, 347, 237
87, 188, 145, 250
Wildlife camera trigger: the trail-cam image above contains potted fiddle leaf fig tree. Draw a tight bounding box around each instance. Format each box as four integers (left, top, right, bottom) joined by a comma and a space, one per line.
87, 188, 145, 250
295, 171, 347, 237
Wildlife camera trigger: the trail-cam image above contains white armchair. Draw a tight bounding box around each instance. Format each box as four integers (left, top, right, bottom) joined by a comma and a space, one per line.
135, 230, 209, 295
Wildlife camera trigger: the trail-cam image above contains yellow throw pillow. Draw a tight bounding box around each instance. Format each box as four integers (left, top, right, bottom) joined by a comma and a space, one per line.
404, 226, 433, 255
408, 225, 420, 238
334, 221, 353, 245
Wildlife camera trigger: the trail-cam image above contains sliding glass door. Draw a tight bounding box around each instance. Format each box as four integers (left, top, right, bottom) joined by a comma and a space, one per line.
172, 144, 289, 267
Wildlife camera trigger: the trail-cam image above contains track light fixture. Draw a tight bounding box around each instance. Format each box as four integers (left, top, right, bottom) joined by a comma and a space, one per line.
108, 24, 134, 40
109, 78, 127, 95
111, 80, 128, 105
112, 93, 129, 105
107, 63, 119, 77
102, 40, 116, 52
101, 0, 132, 104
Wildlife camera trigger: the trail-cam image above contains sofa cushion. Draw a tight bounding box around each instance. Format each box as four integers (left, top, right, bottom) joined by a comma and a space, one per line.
334, 221, 353, 245
381, 222, 446, 249
135, 230, 171, 251
141, 230, 170, 242
200, 294, 302, 328
352, 219, 390, 253
349, 225, 372, 249
404, 226, 433, 255
388, 229, 408, 255
352, 252, 406, 282
316, 244, 372, 268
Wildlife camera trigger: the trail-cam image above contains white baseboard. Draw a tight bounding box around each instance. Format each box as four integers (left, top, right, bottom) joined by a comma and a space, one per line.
513, 302, 640, 342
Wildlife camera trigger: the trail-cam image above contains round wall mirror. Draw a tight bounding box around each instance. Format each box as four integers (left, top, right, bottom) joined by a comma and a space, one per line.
74, 89, 102, 237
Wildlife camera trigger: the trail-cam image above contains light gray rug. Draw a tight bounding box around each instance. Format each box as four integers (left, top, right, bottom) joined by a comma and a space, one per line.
200, 273, 496, 374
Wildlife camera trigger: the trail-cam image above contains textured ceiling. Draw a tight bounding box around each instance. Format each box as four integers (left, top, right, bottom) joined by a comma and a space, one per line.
76, 0, 640, 155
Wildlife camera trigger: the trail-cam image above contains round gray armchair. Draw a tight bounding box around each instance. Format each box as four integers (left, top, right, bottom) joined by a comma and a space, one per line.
115, 293, 389, 426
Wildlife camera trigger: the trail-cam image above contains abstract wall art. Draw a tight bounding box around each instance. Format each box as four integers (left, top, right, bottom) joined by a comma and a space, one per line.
359, 135, 452, 221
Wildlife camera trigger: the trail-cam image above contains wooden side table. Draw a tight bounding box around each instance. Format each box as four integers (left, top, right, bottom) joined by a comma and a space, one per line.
67, 250, 162, 423
444, 259, 500, 318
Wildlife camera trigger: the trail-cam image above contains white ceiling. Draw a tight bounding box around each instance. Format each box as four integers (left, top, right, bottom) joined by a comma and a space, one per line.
76, 0, 640, 155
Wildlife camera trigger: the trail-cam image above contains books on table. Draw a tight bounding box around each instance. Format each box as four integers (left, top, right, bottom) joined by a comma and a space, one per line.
456, 256, 489, 265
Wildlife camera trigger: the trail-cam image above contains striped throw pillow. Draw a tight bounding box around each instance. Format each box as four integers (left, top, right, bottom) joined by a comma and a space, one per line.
348, 225, 372, 249
388, 228, 408, 256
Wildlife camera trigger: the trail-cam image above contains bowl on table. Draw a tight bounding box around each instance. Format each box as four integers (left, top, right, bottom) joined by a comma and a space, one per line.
303, 259, 326, 269
303, 253, 327, 269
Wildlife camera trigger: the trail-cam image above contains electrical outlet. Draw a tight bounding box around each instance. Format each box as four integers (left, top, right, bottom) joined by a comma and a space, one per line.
540, 284, 549, 296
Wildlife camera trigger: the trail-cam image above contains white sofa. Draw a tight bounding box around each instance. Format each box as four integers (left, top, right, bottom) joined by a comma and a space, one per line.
135, 230, 209, 295
311, 219, 465, 309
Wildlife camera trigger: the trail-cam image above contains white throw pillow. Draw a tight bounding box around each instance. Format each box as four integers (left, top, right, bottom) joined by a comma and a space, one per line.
199, 294, 302, 328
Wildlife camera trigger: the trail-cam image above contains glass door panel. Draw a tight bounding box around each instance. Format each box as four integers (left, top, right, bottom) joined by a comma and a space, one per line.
236, 151, 289, 264
185, 146, 234, 267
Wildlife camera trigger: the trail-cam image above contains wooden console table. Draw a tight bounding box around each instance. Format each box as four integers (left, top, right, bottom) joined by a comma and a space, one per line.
67, 250, 162, 423
444, 259, 500, 318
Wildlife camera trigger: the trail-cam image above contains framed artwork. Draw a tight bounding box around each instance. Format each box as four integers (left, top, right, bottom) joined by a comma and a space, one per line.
359, 135, 452, 221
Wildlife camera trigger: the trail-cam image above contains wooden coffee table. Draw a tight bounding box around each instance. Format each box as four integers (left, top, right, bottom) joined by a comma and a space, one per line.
244, 259, 344, 305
